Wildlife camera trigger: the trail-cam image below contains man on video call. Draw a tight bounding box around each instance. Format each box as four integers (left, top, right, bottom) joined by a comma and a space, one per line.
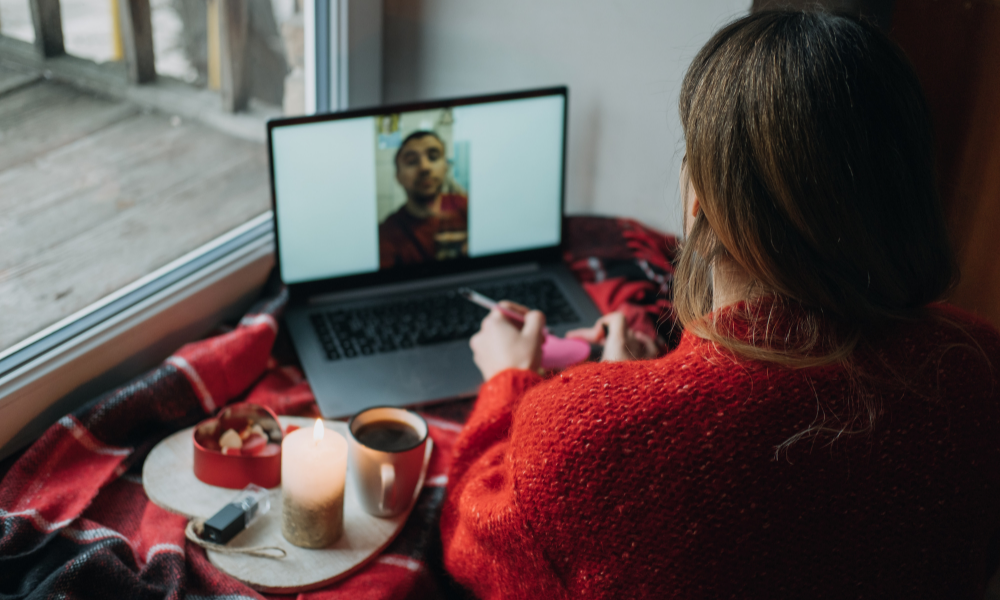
379, 130, 469, 269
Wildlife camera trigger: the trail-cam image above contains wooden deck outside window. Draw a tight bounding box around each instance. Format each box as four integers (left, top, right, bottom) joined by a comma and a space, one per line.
29, 0, 64, 57
117, 0, 155, 84
14, 0, 257, 112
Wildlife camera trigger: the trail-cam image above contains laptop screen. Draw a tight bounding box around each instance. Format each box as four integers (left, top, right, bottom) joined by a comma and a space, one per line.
270, 91, 566, 285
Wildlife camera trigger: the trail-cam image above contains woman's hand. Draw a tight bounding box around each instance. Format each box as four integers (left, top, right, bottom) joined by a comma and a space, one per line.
566, 312, 659, 362
469, 301, 545, 381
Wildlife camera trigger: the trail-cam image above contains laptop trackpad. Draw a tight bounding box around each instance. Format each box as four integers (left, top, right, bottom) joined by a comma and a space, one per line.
306, 341, 483, 418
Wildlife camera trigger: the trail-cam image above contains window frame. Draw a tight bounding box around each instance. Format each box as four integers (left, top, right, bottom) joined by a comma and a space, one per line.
0, 213, 276, 460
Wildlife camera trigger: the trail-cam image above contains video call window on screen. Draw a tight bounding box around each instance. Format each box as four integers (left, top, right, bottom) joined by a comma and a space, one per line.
374, 110, 471, 270
272, 94, 566, 285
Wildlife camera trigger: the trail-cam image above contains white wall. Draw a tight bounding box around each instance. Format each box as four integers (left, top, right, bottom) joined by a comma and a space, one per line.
383, 0, 751, 236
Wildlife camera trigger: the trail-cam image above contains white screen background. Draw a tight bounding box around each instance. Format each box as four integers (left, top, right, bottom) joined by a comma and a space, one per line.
272, 118, 379, 284
454, 95, 564, 257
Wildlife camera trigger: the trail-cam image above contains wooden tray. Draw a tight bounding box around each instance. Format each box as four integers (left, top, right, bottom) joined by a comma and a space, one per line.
143, 416, 432, 593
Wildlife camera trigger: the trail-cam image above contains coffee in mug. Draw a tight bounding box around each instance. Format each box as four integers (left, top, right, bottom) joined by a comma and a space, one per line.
353, 420, 422, 453
348, 407, 430, 518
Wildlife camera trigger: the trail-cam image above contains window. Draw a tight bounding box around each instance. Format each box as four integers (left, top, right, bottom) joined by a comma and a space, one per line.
0, 0, 383, 459
0, 0, 34, 43
0, 0, 308, 355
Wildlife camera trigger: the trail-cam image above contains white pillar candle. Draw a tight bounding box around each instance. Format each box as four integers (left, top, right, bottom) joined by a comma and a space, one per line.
280, 419, 347, 548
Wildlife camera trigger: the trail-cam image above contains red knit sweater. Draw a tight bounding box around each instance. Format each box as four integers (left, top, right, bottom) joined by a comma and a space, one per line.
440, 301, 1000, 599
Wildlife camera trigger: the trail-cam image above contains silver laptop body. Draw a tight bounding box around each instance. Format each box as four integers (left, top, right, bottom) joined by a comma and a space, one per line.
267, 87, 601, 418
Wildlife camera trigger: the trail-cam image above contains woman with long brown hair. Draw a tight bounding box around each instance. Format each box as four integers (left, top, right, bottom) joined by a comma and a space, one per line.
441, 10, 1000, 599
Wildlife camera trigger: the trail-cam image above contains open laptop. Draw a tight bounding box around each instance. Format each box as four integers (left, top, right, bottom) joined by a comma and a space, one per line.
267, 86, 602, 418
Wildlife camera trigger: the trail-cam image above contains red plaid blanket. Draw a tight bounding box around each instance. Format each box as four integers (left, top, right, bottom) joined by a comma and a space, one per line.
0, 217, 677, 600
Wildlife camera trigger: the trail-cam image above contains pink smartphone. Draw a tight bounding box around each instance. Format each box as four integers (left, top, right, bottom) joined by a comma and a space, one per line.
458, 288, 599, 369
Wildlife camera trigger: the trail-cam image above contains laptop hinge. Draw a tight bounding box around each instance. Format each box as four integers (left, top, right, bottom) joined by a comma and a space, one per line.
306, 263, 542, 305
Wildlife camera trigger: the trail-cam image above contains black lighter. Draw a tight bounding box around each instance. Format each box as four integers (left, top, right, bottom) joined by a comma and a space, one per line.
201, 484, 272, 545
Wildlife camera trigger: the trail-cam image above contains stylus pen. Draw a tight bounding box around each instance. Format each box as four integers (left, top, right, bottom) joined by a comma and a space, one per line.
460, 287, 606, 362
458, 288, 550, 335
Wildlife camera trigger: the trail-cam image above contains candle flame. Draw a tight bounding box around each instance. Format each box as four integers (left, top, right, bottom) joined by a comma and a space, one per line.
313, 419, 324, 442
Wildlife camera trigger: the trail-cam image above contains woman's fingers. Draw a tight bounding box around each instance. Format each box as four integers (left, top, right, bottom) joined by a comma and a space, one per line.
522, 310, 546, 367
483, 307, 516, 331
597, 312, 662, 362
521, 310, 546, 339
497, 300, 529, 315
476, 306, 656, 369
565, 325, 600, 343
601, 313, 629, 362
632, 330, 659, 360
565, 316, 608, 343
469, 308, 545, 381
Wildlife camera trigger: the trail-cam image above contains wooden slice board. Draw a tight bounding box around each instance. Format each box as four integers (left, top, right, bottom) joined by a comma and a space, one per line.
143, 416, 432, 593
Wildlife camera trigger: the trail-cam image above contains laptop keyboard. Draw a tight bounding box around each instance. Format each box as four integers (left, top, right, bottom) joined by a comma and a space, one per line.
309, 278, 580, 361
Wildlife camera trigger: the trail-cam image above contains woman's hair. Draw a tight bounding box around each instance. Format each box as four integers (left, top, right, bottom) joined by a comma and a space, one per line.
674, 10, 958, 367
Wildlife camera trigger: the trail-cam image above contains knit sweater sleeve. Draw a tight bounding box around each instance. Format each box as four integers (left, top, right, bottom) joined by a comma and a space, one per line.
439, 368, 570, 599
445, 368, 541, 484
441, 347, 705, 599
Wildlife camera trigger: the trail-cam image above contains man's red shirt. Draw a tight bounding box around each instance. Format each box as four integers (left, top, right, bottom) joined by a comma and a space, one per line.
378, 193, 468, 269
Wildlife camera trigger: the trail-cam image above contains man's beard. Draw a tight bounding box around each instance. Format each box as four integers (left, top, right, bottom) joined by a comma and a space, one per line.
411, 181, 443, 206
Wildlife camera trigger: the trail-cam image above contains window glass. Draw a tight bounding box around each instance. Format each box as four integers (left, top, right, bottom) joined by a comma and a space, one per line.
0, 0, 35, 42
162, 0, 294, 104
61, 0, 115, 63
0, 0, 302, 355
151, 0, 197, 82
